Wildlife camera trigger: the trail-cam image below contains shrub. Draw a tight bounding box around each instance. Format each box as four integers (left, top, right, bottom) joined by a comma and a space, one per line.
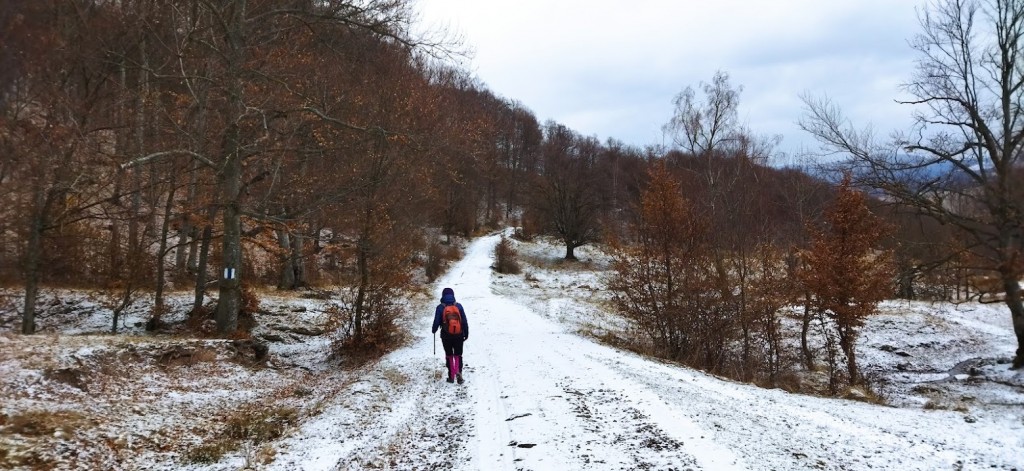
425, 241, 463, 281
513, 214, 539, 242
327, 285, 411, 365
224, 406, 298, 443
240, 285, 261, 317
183, 406, 297, 464
183, 440, 233, 464
493, 236, 521, 274
425, 241, 446, 282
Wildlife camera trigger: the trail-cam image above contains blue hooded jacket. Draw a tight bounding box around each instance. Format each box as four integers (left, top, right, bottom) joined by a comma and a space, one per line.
432, 287, 468, 340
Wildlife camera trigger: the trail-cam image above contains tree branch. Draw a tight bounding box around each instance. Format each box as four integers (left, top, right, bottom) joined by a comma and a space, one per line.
120, 150, 217, 171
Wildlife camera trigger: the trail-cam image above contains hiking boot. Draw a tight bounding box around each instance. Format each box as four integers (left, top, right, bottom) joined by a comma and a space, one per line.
446, 377, 454, 383
456, 374, 464, 384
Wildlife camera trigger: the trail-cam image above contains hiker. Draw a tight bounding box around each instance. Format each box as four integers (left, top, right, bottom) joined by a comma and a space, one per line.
432, 287, 468, 384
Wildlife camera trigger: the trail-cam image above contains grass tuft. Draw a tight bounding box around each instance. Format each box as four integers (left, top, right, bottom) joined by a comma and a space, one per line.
182, 405, 298, 464
5, 410, 87, 437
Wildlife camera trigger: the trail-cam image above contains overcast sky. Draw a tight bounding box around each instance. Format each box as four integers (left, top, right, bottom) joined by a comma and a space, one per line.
413, 0, 924, 162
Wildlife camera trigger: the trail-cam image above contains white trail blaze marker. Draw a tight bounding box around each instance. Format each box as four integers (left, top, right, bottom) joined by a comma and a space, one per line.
223, 268, 236, 280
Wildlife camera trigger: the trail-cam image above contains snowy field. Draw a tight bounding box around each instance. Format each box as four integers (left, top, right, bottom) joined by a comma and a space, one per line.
1, 233, 1022, 470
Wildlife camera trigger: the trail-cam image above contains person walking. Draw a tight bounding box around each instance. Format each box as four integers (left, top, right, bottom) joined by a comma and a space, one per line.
432, 287, 468, 384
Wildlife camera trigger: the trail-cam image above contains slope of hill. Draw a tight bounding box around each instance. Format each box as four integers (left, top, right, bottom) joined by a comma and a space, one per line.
1, 234, 1021, 470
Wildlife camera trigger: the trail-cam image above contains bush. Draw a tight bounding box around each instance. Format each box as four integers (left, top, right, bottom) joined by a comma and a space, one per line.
327, 285, 411, 365
425, 242, 446, 282
513, 214, 540, 242
224, 406, 297, 443
240, 285, 261, 316
183, 405, 297, 464
425, 241, 462, 282
183, 440, 233, 464
493, 236, 521, 274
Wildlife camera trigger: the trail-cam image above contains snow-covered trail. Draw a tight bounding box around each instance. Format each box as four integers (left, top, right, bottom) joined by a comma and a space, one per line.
446, 235, 742, 470
266, 234, 1023, 471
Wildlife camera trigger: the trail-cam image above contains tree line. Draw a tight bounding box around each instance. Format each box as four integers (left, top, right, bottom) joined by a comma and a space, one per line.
1, 0, 1020, 384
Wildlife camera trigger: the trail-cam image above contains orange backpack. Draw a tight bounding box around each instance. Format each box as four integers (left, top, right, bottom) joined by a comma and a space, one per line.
442, 304, 462, 336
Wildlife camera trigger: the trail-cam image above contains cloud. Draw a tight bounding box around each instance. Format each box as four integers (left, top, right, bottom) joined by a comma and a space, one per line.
415, 0, 923, 157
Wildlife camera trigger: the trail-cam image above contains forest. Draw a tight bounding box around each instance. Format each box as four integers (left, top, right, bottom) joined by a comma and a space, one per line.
2, 0, 1023, 393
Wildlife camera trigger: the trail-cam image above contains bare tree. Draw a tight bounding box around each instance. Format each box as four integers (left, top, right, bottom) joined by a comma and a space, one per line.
119, 0, 434, 335
3, 1, 122, 333
534, 123, 603, 260
800, 0, 1024, 368
663, 70, 742, 156
501, 102, 543, 221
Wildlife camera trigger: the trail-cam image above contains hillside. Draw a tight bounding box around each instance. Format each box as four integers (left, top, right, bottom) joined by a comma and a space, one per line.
1, 234, 1022, 470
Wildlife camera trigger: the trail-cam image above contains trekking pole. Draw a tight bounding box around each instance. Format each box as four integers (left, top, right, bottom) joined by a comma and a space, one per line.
433, 332, 440, 380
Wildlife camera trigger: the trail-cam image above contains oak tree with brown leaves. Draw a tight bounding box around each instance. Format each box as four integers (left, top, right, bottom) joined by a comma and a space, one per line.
801, 174, 893, 389
610, 162, 713, 364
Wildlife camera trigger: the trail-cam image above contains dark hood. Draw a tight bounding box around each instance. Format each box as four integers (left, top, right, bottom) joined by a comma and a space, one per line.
440, 287, 455, 304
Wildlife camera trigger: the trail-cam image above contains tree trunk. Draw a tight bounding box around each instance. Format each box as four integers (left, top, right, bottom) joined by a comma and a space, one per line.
215, 161, 243, 334
277, 228, 295, 290
292, 232, 306, 287
839, 327, 859, 386
128, 169, 142, 274
181, 55, 208, 281
817, 311, 839, 394
128, 45, 145, 277
1001, 273, 1024, 369
564, 241, 577, 260
152, 172, 177, 329
192, 222, 213, 317
175, 218, 190, 281
215, 0, 246, 335
354, 238, 369, 340
109, 175, 124, 282
186, 224, 199, 275
801, 293, 815, 371
175, 220, 192, 281
21, 186, 47, 334
897, 268, 916, 300
110, 57, 127, 284
111, 281, 135, 334
738, 249, 751, 381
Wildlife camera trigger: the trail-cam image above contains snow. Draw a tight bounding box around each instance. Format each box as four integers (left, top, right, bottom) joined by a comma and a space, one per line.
2, 232, 1023, 470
